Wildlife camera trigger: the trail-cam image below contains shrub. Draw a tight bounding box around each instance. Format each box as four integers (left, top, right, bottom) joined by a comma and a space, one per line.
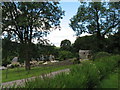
71, 61, 100, 88
2, 58, 11, 67
72, 58, 80, 64
93, 52, 111, 60
59, 51, 74, 60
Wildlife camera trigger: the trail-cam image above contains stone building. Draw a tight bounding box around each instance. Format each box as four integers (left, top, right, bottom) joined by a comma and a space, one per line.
11, 57, 19, 65
79, 50, 91, 60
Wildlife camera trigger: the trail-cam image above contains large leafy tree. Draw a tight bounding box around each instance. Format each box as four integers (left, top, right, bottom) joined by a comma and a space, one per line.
73, 35, 96, 52
70, 2, 120, 49
2, 38, 19, 66
2, 2, 64, 70
60, 39, 71, 51
107, 30, 120, 54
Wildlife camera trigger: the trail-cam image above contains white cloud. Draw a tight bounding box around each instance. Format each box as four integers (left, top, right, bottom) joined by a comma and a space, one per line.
46, 25, 92, 47
32, 27, 91, 47
46, 27, 77, 47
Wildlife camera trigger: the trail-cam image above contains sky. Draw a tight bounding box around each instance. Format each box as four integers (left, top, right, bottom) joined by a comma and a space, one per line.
45, 2, 82, 47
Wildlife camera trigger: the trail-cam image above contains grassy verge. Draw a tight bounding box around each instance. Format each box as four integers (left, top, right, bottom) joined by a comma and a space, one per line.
99, 71, 119, 88
98, 67, 119, 88
2, 64, 75, 83
13, 55, 120, 88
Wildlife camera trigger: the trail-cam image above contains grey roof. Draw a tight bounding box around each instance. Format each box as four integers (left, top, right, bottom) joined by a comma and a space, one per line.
79, 50, 91, 53
12, 57, 18, 62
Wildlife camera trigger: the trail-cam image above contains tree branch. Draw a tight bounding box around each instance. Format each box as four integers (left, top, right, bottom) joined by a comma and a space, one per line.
103, 21, 120, 36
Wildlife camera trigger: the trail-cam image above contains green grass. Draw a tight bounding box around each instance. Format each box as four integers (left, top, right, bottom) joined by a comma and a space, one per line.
14, 55, 120, 88
3, 55, 120, 88
99, 72, 119, 88
2, 65, 74, 83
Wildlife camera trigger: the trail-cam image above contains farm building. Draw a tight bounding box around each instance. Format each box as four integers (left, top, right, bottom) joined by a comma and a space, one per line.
11, 57, 19, 65
79, 50, 92, 60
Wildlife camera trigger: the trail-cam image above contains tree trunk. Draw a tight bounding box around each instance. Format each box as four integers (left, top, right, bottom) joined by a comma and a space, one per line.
19, 43, 31, 70
95, 7, 105, 51
25, 43, 31, 70
25, 58, 30, 70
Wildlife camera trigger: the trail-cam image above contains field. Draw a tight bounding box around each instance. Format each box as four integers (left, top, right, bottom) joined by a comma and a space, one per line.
2, 64, 74, 83
2, 55, 120, 88
11, 55, 120, 88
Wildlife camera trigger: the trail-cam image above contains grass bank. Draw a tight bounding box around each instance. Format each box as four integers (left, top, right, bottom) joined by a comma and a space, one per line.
2, 64, 75, 83
13, 55, 120, 88
99, 72, 119, 88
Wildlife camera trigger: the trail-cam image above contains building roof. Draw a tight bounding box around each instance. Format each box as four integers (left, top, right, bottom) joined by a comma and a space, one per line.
12, 57, 18, 62
79, 50, 91, 53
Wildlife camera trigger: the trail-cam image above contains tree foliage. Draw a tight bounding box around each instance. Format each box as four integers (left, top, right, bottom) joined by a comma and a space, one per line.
106, 30, 120, 54
36, 43, 59, 58
59, 50, 74, 60
2, 2, 64, 43
73, 30, 120, 54
60, 39, 71, 51
2, 2, 64, 70
70, 2, 120, 38
2, 37, 19, 66
73, 35, 96, 52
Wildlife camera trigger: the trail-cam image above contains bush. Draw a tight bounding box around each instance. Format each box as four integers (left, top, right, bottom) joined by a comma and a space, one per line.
59, 51, 74, 60
93, 52, 111, 60
2, 58, 11, 67
12, 64, 19, 68
70, 61, 100, 88
72, 58, 80, 64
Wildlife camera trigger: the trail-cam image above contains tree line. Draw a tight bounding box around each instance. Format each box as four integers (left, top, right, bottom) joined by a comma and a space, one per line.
1, 2, 120, 70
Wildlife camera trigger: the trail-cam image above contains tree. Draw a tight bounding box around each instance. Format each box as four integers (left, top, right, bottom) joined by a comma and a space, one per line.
106, 30, 120, 54
2, 2, 64, 70
59, 50, 73, 60
60, 39, 71, 51
36, 43, 58, 56
73, 35, 97, 52
2, 37, 19, 66
70, 2, 120, 49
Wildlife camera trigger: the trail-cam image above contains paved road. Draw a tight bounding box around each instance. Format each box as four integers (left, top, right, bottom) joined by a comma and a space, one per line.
1, 68, 70, 88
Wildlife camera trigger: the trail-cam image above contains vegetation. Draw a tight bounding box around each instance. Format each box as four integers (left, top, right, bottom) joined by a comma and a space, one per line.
73, 35, 97, 52
1, 1, 120, 89
106, 30, 120, 54
60, 39, 72, 51
9, 55, 120, 88
58, 50, 74, 60
93, 52, 111, 60
98, 69, 119, 88
2, 65, 74, 83
2, 37, 19, 66
70, 2, 119, 38
70, 2, 119, 51
2, 38, 59, 65
2, 2, 64, 70
72, 32, 120, 54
